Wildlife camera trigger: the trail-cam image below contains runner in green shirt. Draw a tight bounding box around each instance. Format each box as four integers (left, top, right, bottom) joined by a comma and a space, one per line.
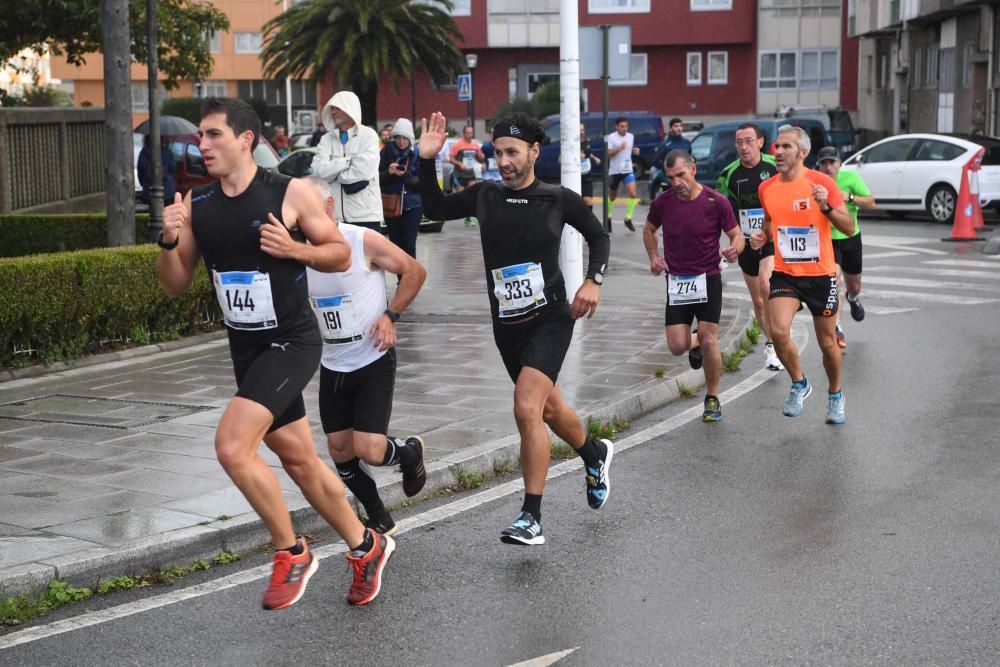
816, 146, 877, 349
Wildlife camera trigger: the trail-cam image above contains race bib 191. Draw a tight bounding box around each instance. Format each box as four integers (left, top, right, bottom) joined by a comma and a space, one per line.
777, 226, 820, 263
310, 294, 362, 345
739, 208, 765, 236
213, 270, 277, 330
492, 262, 547, 318
668, 273, 708, 305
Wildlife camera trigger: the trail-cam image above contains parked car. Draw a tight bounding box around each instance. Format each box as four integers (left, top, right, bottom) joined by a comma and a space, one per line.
166, 134, 280, 195
774, 105, 858, 159
840, 132, 1000, 223
535, 111, 665, 182
681, 121, 704, 142
689, 118, 834, 187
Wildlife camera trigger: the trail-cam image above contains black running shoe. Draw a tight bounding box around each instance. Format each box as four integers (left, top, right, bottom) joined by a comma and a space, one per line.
688, 346, 703, 370
364, 510, 397, 536
585, 439, 614, 509
401, 436, 426, 497
624, 218, 635, 232
848, 293, 865, 322
702, 395, 722, 422
500, 511, 544, 546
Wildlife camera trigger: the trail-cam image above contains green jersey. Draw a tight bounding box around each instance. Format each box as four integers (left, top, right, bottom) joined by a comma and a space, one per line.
832, 169, 870, 239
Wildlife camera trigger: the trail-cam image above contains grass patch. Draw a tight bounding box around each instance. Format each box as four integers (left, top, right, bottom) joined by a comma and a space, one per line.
448, 464, 487, 490
654, 367, 666, 379
721, 321, 763, 373
676, 381, 698, 398
586, 416, 631, 441
747, 317, 761, 344
550, 441, 576, 460
492, 457, 519, 476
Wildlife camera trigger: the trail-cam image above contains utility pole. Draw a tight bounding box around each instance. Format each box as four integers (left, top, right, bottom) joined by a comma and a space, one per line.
146, 0, 163, 241
102, 0, 135, 246
559, 0, 583, 297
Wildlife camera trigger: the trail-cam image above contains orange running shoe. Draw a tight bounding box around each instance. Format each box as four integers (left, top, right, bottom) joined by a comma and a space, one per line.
261, 537, 318, 610
346, 531, 395, 606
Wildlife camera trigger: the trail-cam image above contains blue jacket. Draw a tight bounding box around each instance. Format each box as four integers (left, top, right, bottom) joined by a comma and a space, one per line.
652, 134, 693, 171
379, 142, 421, 212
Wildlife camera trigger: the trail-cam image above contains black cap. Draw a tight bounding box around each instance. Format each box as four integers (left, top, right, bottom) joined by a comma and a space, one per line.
816, 146, 839, 163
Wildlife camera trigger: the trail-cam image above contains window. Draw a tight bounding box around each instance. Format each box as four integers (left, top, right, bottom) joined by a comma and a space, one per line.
962, 41, 974, 89
488, 0, 560, 47
588, 0, 650, 13
691, 0, 732, 10
235, 32, 263, 54
799, 50, 838, 89
205, 31, 221, 54
878, 54, 888, 89
913, 139, 965, 161
131, 83, 166, 113
759, 51, 796, 89
707, 51, 728, 85
414, 0, 471, 15
863, 138, 918, 163
200, 80, 227, 98
760, 0, 840, 17
912, 47, 923, 89
926, 45, 939, 87
687, 52, 702, 85
610, 53, 648, 87
690, 133, 713, 161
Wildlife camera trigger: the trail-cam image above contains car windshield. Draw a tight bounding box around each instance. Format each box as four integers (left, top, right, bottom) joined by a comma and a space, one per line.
828, 110, 853, 132
691, 133, 712, 161
253, 143, 280, 169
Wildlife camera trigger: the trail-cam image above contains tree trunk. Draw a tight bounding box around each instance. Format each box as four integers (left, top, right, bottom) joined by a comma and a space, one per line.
354, 79, 378, 129
102, 0, 135, 246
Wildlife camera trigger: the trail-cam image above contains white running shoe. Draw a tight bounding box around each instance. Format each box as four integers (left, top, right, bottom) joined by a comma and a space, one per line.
765, 343, 784, 371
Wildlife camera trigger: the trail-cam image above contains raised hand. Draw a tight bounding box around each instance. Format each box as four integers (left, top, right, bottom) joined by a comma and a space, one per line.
418, 112, 448, 159
162, 192, 187, 243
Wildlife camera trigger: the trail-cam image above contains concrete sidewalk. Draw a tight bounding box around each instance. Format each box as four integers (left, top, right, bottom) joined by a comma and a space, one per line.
0, 222, 754, 594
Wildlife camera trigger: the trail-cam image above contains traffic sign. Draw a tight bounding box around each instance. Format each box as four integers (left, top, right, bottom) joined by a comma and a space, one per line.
457, 73, 472, 102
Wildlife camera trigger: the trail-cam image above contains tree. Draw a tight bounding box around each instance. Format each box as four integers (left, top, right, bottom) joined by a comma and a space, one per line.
1, 1, 230, 91
260, 0, 465, 125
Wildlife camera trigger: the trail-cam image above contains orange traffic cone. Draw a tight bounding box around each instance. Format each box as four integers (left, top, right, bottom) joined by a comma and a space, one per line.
943, 165, 985, 242
969, 171, 993, 231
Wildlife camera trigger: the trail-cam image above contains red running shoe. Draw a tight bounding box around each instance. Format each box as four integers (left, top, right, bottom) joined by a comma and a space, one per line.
261, 538, 318, 610
346, 531, 395, 606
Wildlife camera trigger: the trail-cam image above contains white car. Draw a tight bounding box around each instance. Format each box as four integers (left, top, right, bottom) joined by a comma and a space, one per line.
840, 133, 1000, 223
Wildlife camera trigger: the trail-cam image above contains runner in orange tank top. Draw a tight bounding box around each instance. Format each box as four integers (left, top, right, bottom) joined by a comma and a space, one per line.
748, 125, 855, 424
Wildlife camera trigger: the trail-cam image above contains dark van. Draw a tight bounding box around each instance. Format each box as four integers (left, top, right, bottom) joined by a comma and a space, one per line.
689, 119, 833, 187
535, 111, 665, 182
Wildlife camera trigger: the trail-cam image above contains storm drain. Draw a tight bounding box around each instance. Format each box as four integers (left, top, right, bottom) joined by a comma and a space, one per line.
0, 394, 213, 429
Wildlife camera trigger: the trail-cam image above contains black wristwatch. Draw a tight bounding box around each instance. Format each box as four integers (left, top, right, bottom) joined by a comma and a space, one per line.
821, 203, 833, 215
589, 271, 604, 286
384, 308, 401, 323
156, 231, 179, 250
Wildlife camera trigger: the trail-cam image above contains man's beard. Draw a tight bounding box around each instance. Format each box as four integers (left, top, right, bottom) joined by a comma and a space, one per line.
500, 158, 534, 189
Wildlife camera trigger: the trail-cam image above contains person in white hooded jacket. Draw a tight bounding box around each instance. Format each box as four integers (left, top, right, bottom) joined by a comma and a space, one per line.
311, 91, 384, 231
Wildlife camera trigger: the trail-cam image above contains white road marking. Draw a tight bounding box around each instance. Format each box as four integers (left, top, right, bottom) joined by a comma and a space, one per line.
865, 266, 1000, 281
924, 258, 1000, 268
0, 325, 808, 652
860, 237, 948, 256
508, 648, 580, 667
860, 276, 1000, 293
863, 251, 916, 260
861, 289, 999, 305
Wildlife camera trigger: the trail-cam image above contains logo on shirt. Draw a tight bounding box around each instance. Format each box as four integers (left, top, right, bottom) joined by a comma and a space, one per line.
760, 171, 770, 181
792, 198, 811, 211
250, 219, 263, 229
506, 198, 529, 204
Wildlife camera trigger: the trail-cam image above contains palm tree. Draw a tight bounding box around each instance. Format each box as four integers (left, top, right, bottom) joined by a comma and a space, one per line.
261, 0, 465, 124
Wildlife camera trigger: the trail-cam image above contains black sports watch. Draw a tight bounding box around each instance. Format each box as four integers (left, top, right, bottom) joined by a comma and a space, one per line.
589, 271, 604, 285
384, 308, 401, 323
156, 232, 179, 250
821, 203, 833, 215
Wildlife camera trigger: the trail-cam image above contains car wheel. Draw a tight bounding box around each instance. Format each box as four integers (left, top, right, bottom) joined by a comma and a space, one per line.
927, 184, 957, 223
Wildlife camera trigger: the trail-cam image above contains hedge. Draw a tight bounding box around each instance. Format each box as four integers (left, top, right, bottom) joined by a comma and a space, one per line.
0, 214, 152, 257
0, 245, 221, 368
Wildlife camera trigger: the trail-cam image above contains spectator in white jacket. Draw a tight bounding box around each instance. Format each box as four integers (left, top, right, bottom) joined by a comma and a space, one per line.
311, 91, 384, 231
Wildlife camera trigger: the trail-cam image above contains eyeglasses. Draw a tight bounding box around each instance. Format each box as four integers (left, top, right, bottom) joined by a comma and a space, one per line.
735, 138, 759, 146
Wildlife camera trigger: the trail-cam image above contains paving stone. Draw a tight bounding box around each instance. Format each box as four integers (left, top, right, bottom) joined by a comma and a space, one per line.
3, 422, 128, 443
8, 438, 135, 461
0, 453, 133, 478
0, 531, 101, 569
89, 468, 230, 498
100, 450, 220, 476
159, 486, 255, 519
44, 508, 212, 546
0, 446, 46, 463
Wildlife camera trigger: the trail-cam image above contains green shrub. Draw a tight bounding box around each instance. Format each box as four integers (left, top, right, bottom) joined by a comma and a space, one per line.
161, 97, 203, 125
0, 214, 151, 257
0, 246, 220, 368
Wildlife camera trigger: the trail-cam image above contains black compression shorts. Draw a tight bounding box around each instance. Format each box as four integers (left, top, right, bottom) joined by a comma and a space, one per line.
581, 177, 594, 199
737, 240, 775, 277
664, 273, 723, 326
493, 304, 575, 384
769, 271, 839, 318
232, 336, 321, 432
832, 233, 863, 275
318, 349, 396, 434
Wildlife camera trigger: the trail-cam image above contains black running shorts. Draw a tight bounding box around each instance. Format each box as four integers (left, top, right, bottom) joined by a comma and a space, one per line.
581, 176, 594, 199
832, 233, 863, 276
769, 271, 839, 318
737, 240, 775, 277
232, 336, 321, 432
664, 273, 723, 327
493, 304, 575, 384
318, 349, 396, 434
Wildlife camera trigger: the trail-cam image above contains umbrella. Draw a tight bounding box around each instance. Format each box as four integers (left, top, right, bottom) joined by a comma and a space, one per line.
134, 115, 198, 136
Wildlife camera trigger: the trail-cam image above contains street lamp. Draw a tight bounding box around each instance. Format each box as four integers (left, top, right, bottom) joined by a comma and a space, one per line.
465, 53, 478, 131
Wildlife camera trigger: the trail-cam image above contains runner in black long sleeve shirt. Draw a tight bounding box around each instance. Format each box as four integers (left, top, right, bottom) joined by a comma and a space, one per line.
417, 112, 614, 546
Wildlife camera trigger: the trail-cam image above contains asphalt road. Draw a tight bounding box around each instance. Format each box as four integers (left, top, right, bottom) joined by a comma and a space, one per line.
3, 218, 999, 665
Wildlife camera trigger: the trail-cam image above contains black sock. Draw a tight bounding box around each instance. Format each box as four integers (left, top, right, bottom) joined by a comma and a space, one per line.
521, 493, 542, 520
575, 436, 600, 469
388, 436, 419, 468
334, 458, 385, 517
351, 528, 374, 553
282, 538, 304, 555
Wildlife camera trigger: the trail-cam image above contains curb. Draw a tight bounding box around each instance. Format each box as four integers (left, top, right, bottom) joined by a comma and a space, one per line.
1, 308, 754, 596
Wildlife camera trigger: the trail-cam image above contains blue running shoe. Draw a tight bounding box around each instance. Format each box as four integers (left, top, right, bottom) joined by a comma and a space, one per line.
586, 439, 614, 509
500, 511, 544, 546
783, 379, 812, 417
826, 391, 846, 424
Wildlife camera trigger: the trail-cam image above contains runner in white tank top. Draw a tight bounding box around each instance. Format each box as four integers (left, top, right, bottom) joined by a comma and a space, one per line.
303, 178, 428, 536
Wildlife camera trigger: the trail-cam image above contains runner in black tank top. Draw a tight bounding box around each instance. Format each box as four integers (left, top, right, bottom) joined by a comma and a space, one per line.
156, 98, 393, 609
418, 111, 615, 547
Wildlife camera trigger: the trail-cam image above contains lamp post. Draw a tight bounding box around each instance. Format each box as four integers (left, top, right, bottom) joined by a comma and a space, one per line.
465, 53, 478, 131
146, 0, 163, 241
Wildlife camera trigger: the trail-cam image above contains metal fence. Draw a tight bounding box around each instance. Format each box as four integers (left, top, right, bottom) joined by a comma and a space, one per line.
0, 107, 106, 213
